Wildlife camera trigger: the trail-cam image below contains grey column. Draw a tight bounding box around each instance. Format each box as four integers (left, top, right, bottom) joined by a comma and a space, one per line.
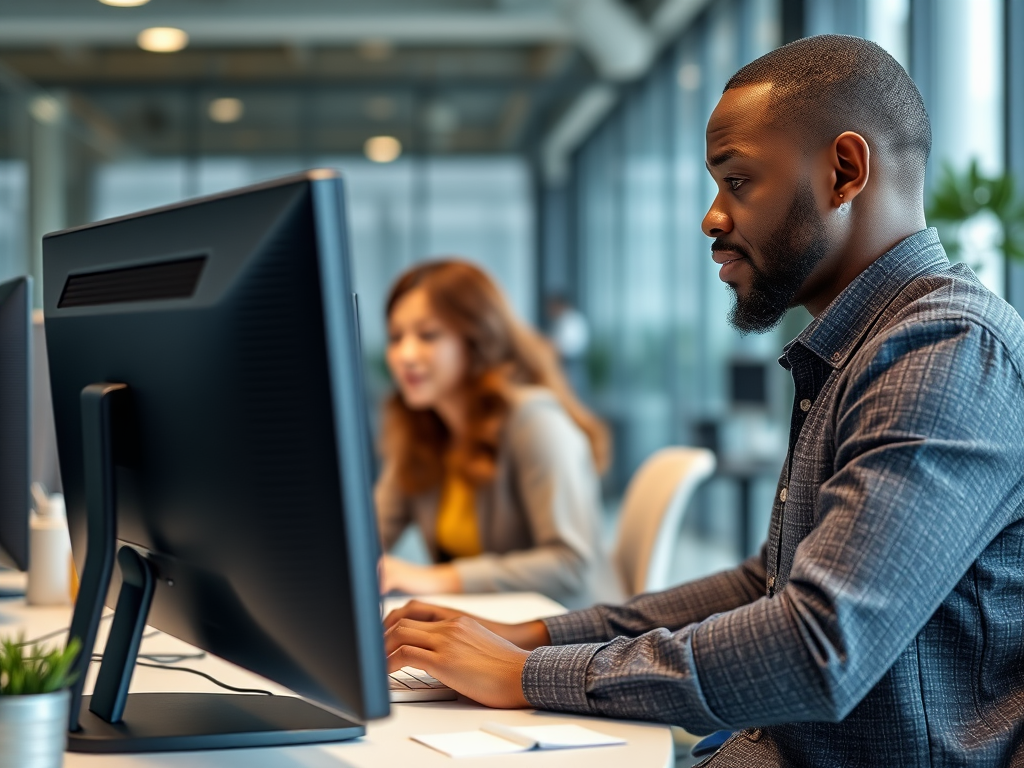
28, 92, 67, 308
1006, 0, 1024, 313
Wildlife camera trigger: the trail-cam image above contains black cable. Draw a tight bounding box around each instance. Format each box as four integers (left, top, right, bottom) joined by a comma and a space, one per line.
21, 623, 267, 696
133, 661, 274, 695
138, 652, 205, 664
90, 654, 273, 696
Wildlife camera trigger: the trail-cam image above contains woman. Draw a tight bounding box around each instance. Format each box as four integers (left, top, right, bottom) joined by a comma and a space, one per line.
376, 259, 622, 609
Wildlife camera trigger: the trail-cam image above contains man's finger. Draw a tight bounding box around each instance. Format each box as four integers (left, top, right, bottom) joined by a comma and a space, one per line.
386, 645, 437, 675
383, 619, 447, 655
383, 601, 452, 629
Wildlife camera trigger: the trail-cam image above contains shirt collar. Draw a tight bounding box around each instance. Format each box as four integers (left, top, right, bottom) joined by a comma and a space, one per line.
780, 228, 949, 370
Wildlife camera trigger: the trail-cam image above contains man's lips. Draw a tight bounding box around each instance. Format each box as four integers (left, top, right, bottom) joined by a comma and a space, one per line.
712, 249, 747, 265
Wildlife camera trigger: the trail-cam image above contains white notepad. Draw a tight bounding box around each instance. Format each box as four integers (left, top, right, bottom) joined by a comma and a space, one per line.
412, 721, 626, 758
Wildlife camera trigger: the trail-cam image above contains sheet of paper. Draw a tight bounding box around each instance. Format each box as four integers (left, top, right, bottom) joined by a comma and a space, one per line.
414, 723, 628, 757
483, 722, 627, 749
412, 730, 529, 758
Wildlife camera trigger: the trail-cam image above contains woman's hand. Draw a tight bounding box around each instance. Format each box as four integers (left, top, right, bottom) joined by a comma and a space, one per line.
379, 554, 462, 595
384, 599, 552, 651
384, 613, 532, 709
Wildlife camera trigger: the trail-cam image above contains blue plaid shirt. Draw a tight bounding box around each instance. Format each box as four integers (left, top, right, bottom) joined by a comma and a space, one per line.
522, 229, 1024, 767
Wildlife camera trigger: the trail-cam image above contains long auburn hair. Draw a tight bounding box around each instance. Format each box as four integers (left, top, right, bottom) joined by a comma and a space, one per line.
381, 259, 610, 496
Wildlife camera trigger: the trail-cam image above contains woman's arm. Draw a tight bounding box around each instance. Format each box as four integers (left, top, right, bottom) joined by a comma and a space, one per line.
374, 461, 413, 552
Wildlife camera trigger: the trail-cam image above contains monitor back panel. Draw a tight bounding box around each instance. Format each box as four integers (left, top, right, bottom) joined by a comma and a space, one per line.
43, 175, 388, 721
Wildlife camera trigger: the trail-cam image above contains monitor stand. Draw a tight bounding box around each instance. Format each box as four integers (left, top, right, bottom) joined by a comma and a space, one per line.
65, 383, 365, 753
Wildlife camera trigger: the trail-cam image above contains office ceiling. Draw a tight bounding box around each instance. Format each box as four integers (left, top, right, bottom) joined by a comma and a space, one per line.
0, 0, 686, 158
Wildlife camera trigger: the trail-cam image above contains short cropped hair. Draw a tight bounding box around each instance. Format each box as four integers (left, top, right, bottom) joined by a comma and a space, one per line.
725, 35, 931, 197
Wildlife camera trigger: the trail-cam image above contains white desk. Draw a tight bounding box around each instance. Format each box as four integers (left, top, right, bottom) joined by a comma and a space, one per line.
0, 576, 674, 768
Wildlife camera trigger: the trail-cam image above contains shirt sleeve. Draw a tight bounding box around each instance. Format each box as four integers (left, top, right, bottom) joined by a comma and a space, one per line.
541, 550, 767, 645
522, 319, 1024, 731
375, 461, 412, 552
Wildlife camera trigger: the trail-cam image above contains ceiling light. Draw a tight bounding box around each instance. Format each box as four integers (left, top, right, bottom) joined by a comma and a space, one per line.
29, 96, 62, 125
208, 97, 244, 124
137, 27, 189, 53
364, 136, 401, 163
99, 0, 151, 6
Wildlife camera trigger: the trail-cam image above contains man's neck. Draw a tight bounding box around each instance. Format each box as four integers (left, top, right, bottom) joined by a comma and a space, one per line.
802, 210, 927, 317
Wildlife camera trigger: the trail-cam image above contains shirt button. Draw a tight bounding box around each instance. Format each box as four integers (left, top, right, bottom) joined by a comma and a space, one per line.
767, 575, 775, 591
831, 352, 841, 362
800, 398, 812, 412
746, 728, 762, 742
779, 487, 788, 502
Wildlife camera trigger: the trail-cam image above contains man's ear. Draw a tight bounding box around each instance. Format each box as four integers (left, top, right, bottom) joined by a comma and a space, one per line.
830, 131, 870, 207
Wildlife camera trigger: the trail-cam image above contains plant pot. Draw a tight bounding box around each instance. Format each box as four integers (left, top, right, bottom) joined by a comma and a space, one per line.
0, 689, 70, 768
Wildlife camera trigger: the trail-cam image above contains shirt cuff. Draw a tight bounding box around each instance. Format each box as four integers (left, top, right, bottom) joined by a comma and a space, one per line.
521, 643, 603, 712
542, 607, 610, 645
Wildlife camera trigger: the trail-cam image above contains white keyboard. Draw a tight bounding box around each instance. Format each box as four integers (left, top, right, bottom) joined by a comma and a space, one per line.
388, 667, 457, 703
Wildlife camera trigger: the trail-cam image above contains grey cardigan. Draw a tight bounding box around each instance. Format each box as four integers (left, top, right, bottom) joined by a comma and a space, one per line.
375, 388, 622, 610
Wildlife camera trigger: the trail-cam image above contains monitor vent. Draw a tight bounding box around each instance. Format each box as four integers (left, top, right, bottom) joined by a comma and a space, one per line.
58, 256, 206, 308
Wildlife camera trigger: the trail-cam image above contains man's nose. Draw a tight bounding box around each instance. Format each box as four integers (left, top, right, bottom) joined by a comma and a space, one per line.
702, 193, 732, 238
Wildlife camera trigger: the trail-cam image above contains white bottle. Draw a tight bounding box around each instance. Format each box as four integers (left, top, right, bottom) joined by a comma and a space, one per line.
26, 490, 72, 606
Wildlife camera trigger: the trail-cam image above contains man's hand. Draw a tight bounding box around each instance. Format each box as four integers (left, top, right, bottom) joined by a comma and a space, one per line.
379, 555, 461, 595
384, 614, 532, 709
384, 599, 552, 651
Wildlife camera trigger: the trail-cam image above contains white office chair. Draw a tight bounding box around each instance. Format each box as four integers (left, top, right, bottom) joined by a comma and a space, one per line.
612, 447, 717, 597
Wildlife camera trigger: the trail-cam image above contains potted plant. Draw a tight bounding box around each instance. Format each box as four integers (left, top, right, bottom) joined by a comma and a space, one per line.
926, 158, 1024, 268
0, 636, 80, 768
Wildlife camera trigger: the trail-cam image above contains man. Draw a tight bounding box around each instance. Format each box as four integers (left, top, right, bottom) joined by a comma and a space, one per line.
383, 35, 1024, 766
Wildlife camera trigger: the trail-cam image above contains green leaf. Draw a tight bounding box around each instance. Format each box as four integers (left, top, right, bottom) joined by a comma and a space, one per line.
0, 634, 81, 695
926, 158, 1024, 264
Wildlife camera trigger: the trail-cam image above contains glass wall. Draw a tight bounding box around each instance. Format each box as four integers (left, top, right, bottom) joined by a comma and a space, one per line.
570, 0, 784, 579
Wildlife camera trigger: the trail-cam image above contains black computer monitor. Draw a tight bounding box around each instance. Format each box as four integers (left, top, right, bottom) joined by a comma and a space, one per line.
43, 170, 389, 753
0, 275, 31, 585
728, 359, 769, 410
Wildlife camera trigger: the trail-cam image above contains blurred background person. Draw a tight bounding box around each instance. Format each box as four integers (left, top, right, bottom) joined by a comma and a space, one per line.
376, 260, 621, 609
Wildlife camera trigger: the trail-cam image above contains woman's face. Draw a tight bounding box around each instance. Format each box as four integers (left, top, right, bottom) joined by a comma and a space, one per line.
386, 287, 468, 411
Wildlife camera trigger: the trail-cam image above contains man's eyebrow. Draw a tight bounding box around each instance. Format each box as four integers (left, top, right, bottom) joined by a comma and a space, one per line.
707, 148, 746, 167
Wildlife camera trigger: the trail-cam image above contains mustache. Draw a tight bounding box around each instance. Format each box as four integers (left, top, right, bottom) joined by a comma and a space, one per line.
711, 240, 752, 260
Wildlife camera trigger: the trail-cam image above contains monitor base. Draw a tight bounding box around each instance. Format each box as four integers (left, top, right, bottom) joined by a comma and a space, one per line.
68, 692, 364, 753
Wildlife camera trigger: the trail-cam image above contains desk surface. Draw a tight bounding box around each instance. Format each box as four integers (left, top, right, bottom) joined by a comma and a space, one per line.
0, 575, 673, 768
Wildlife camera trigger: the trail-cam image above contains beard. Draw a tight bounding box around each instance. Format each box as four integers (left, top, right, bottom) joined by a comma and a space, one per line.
723, 180, 829, 335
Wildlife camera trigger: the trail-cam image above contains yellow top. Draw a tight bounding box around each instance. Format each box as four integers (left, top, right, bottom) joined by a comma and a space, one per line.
435, 467, 481, 559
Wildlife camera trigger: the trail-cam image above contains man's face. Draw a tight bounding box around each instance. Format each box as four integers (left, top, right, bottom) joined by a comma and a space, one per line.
702, 84, 832, 333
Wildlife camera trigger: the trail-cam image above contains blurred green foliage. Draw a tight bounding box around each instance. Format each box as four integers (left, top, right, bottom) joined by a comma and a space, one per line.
926, 158, 1024, 263
0, 635, 80, 695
